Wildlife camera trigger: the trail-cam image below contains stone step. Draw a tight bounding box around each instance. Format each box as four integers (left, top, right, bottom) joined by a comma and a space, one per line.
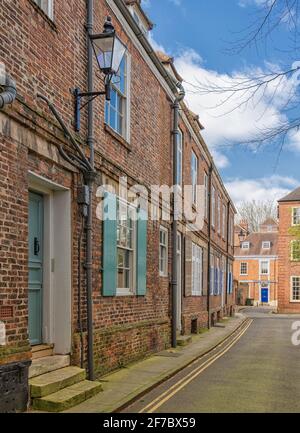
176, 335, 193, 347
30, 366, 86, 398
31, 344, 54, 360
32, 380, 103, 412
29, 355, 70, 378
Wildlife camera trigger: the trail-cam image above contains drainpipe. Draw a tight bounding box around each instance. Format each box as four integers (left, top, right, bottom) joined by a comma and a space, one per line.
225, 201, 230, 309
86, 0, 95, 381
0, 74, 17, 109
171, 79, 185, 348
207, 165, 213, 329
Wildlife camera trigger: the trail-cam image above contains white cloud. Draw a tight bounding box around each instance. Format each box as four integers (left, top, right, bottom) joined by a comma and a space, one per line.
225, 175, 299, 207
173, 48, 300, 168
168, 0, 182, 5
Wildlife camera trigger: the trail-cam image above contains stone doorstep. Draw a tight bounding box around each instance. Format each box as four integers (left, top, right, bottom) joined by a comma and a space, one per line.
31, 344, 54, 360
29, 355, 70, 378
176, 335, 193, 346
32, 380, 103, 412
30, 366, 86, 398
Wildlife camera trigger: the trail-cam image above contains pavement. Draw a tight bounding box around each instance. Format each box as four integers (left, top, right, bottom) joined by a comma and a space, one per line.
63, 313, 247, 413
123, 307, 300, 413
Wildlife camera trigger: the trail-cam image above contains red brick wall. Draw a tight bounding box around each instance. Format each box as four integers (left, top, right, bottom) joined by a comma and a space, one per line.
278, 202, 300, 313
233, 258, 278, 305
0, 0, 236, 376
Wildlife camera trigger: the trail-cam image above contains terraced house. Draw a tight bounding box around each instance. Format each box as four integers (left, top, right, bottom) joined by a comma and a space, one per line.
0, 0, 235, 412
234, 219, 279, 307
278, 187, 300, 313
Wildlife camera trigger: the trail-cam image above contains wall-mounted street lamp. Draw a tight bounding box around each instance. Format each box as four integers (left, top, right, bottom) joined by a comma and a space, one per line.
74, 16, 127, 131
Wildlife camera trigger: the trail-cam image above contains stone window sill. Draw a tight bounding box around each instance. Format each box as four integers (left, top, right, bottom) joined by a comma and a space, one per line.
104, 124, 132, 152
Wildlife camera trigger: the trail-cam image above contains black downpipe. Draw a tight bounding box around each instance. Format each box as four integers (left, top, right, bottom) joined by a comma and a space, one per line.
86, 0, 95, 381
206, 165, 213, 329
0, 74, 17, 109
171, 81, 185, 348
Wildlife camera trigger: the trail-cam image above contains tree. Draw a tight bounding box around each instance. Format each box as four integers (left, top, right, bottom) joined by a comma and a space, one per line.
190, 0, 300, 155
237, 199, 278, 232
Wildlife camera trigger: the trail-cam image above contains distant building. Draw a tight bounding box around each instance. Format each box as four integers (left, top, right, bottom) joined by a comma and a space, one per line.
278, 188, 300, 313
234, 219, 278, 306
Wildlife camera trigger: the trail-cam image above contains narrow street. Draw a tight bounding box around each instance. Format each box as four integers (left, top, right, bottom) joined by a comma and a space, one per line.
122, 308, 300, 413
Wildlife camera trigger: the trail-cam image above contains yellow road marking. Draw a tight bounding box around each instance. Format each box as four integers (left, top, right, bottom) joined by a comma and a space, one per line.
139, 319, 253, 413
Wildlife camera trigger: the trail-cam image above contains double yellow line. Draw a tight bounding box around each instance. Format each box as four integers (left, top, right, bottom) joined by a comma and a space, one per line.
139, 319, 253, 413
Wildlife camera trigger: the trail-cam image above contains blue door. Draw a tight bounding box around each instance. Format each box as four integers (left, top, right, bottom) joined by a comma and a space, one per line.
28, 192, 44, 345
261, 287, 269, 303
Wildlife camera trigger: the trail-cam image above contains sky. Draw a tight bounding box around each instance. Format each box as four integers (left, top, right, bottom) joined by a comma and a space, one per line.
141, 0, 300, 208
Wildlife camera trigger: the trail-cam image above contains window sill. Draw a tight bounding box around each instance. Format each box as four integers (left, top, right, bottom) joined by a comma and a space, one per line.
28, 0, 57, 31
104, 124, 132, 152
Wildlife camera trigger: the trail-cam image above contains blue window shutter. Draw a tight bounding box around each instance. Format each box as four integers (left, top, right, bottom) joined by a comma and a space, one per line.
136, 207, 148, 296
102, 192, 117, 296
220, 270, 223, 295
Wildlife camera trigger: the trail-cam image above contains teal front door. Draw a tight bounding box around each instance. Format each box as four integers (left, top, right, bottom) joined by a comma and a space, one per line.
28, 192, 44, 345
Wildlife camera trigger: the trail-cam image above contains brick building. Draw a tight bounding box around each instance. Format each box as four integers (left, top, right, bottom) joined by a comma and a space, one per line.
278, 187, 300, 313
234, 219, 278, 306
0, 0, 235, 411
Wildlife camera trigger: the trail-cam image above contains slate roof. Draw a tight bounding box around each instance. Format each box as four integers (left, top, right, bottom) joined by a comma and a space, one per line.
278, 187, 300, 203
235, 232, 278, 257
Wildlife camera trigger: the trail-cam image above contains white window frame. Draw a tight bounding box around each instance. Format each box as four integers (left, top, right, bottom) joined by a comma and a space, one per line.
204, 173, 208, 219
259, 260, 270, 276
211, 187, 216, 228
176, 129, 183, 187
292, 208, 300, 226
240, 262, 248, 276
291, 276, 300, 302
116, 199, 137, 296
291, 240, 300, 261
241, 242, 250, 249
222, 203, 226, 238
105, 53, 131, 142
192, 243, 203, 296
210, 253, 214, 295
34, 0, 54, 20
159, 226, 168, 277
262, 241, 271, 249
191, 151, 198, 206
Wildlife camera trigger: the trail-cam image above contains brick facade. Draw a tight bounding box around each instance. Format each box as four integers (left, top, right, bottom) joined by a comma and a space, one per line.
278, 193, 300, 313
233, 220, 278, 307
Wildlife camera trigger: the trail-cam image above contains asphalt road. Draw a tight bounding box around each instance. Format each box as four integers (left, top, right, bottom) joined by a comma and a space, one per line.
122, 308, 300, 413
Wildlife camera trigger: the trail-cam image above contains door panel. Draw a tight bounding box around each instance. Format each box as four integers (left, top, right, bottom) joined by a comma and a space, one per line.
28, 192, 43, 345
261, 287, 269, 303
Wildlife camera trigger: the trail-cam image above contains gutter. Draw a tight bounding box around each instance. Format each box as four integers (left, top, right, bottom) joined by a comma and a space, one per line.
0, 74, 17, 109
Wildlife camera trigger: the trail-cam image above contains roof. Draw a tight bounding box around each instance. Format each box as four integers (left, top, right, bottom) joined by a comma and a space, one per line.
156, 51, 183, 83
278, 186, 300, 203
235, 232, 278, 257
261, 218, 278, 226
125, 0, 154, 30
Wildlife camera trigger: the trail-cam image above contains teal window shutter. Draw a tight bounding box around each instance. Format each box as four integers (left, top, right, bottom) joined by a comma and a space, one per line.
136, 207, 148, 296
102, 192, 117, 296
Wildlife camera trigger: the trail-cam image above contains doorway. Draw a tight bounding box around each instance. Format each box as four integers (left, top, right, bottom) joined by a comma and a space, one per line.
28, 192, 44, 345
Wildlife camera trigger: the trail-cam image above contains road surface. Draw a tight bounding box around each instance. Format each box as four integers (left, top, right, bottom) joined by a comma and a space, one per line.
122, 308, 300, 413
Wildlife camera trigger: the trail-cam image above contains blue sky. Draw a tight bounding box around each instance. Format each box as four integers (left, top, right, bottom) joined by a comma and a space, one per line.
142, 0, 300, 206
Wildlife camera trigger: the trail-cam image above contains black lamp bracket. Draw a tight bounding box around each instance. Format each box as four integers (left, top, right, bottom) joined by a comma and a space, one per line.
73, 78, 111, 132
